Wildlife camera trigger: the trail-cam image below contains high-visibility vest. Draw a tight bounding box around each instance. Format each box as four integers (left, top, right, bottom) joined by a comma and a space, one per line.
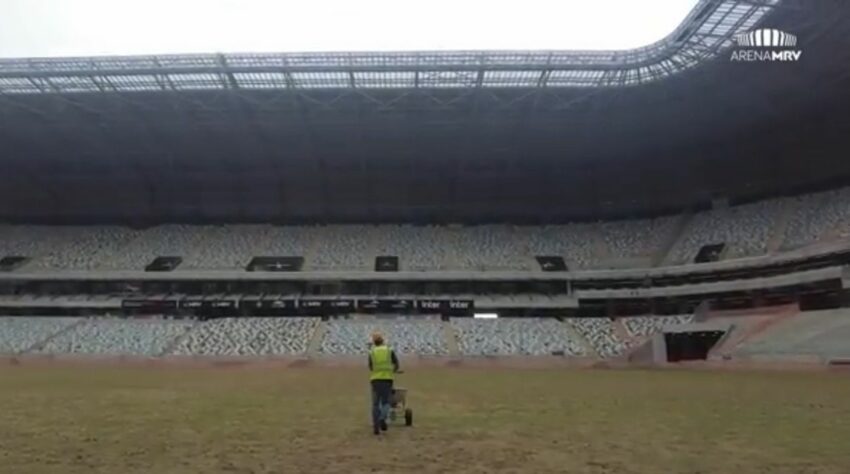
370, 345, 394, 381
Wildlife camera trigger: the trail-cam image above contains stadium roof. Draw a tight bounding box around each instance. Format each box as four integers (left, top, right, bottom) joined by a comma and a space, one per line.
0, 0, 775, 91
1, 0, 849, 224
1, 0, 697, 56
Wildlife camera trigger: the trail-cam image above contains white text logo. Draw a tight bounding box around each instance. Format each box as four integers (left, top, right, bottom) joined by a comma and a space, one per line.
730, 28, 801, 62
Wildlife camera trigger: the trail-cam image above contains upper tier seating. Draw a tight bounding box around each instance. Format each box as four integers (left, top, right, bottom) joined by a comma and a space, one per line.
0, 225, 138, 270
1, 186, 848, 271
669, 199, 787, 263
782, 188, 850, 249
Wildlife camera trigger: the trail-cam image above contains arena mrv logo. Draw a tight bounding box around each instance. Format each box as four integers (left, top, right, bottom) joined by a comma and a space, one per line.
730, 28, 802, 62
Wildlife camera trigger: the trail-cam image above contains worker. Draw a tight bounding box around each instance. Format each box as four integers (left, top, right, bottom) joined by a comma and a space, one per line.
368, 332, 400, 435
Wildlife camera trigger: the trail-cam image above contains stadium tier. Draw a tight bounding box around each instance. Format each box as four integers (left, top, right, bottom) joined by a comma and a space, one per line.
319, 317, 448, 355
451, 317, 586, 356
39, 317, 193, 356
0, 317, 81, 353
15, 312, 846, 363
622, 315, 695, 338
1, 186, 849, 272
0, 315, 696, 359
171, 318, 319, 356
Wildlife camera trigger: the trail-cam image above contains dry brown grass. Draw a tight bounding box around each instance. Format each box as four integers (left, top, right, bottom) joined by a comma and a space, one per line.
1, 365, 849, 474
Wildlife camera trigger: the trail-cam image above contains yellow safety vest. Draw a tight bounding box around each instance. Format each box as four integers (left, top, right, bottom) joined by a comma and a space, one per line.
370, 345, 394, 381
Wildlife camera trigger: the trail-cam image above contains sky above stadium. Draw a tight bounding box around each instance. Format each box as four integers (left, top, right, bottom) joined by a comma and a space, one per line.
0, 0, 698, 58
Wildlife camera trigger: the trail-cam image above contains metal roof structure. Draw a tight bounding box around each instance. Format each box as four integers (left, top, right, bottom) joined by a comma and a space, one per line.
1, 0, 849, 224
0, 0, 775, 93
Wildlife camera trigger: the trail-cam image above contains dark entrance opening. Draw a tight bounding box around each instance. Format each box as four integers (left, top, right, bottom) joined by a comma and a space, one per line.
665, 330, 726, 362
694, 243, 725, 263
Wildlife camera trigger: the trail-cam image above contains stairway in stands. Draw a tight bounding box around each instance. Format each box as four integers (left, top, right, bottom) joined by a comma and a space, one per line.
706, 304, 800, 360
441, 321, 460, 357
306, 321, 328, 357
656, 211, 694, 266
21, 318, 86, 354
561, 320, 599, 358
766, 198, 798, 253
158, 323, 198, 356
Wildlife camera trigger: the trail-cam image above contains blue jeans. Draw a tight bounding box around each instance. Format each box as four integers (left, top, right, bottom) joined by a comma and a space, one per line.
371, 380, 393, 428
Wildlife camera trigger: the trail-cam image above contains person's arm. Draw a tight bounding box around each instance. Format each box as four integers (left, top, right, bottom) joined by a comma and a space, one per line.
391, 350, 400, 372
368, 353, 372, 370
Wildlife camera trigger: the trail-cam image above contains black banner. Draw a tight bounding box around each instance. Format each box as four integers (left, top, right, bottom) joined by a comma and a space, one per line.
179, 299, 205, 310
535, 256, 567, 272
299, 299, 356, 314
375, 256, 399, 272
122, 299, 178, 312
257, 299, 297, 310
177, 299, 237, 315
0, 256, 28, 272
417, 299, 445, 312
238, 298, 297, 315
695, 243, 725, 263
447, 299, 474, 315
357, 299, 382, 312
209, 300, 236, 310
299, 299, 324, 311
145, 256, 182, 272
325, 300, 355, 311
384, 299, 414, 311
246, 256, 304, 272
356, 299, 416, 313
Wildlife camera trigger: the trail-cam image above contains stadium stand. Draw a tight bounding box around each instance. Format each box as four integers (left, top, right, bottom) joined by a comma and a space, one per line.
181, 225, 270, 270
565, 318, 628, 358
525, 224, 597, 269
372, 226, 461, 271
668, 199, 787, 264
249, 226, 316, 266
319, 317, 448, 355
309, 225, 375, 271
599, 217, 678, 263
782, 188, 850, 249
734, 309, 850, 361
94, 225, 214, 270
454, 226, 536, 271
451, 318, 585, 356
6, 312, 846, 361
0, 317, 80, 354
622, 315, 695, 338
39, 317, 193, 356
171, 317, 319, 356
1, 186, 849, 271
0, 225, 138, 271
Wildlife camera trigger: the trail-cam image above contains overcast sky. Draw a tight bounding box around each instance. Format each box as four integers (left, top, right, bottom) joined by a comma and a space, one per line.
0, 0, 698, 58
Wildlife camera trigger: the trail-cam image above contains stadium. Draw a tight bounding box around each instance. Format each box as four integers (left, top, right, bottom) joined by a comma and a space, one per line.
1, 0, 850, 472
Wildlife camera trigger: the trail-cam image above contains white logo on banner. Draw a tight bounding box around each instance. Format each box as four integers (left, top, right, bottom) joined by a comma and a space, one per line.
730, 28, 801, 62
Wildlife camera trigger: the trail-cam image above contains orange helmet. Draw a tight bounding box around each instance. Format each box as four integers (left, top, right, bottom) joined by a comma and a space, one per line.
371, 332, 384, 345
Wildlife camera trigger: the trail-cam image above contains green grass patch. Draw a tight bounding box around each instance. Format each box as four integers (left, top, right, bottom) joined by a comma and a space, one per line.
1, 366, 849, 473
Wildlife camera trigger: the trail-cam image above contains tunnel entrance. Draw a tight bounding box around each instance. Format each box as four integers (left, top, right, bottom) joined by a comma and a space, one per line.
664, 330, 726, 362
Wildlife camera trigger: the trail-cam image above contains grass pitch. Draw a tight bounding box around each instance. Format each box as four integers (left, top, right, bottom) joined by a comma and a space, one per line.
1, 365, 849, 474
